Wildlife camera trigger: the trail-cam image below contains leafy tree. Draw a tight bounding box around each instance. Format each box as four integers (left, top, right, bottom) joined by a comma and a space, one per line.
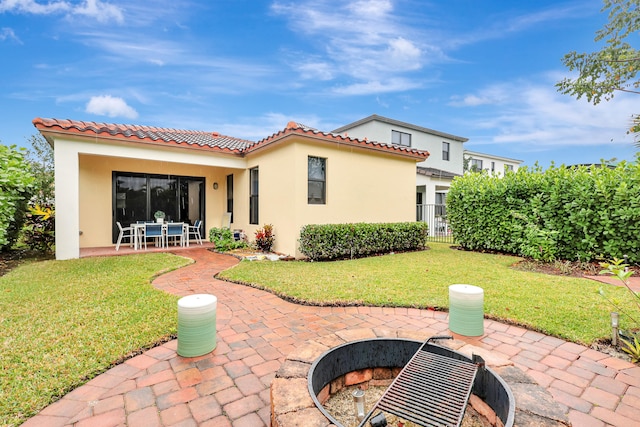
24, 134, 54, 204
0, 143, 34, 250
556, 0, 640, 138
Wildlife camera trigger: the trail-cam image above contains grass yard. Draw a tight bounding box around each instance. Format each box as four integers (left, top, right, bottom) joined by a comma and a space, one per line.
220, 242, 634, 345
0, 253, 191, 427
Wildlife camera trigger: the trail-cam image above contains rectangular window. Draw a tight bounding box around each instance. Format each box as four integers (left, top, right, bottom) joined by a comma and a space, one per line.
442, 142, 450, 161
391, 130, 411, 146
491, 161, 495, 172
506, 164, 514, 172
470, 159, 483, 171
308, 156, 326, 204
435, 192, 446, 216
226, 174, 233, 223
249, 167, 259, 225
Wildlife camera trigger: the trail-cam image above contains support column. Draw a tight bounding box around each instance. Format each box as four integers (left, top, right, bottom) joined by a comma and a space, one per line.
54, 139, 80, 260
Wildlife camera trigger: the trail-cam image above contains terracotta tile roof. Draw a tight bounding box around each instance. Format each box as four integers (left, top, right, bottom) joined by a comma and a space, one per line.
246, 121, 430, 160
32, 118, 253, 153
32, 118, 429, 161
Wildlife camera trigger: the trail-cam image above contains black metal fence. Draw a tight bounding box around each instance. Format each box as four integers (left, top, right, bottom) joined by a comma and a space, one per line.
417, 204, 455, 243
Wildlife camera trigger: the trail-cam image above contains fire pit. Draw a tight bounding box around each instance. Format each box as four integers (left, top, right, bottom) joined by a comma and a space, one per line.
307, 337, 514, 427
270, 328, 570, 427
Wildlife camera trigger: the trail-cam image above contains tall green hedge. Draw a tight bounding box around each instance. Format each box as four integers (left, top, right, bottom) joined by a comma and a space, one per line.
299, 222, 428, 261
447, 161, 640, 262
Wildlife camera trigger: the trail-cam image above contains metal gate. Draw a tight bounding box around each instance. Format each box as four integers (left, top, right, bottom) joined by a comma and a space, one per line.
417, 204, 454, 243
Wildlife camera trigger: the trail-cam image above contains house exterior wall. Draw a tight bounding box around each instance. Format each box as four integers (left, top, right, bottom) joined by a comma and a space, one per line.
336, 120, 464, 175
78, 154, 233, 248
51, 132, 420, 259
463, 150, 522, 176
416, 174, 451, 205
51, 136, 246, 259
245, 137, 418, 257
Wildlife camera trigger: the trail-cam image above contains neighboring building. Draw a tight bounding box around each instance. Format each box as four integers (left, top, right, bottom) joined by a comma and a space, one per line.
333, 114, 522, 236
34, 118, 428, 260
332, 114, 467, 209
463, 150, 522, 177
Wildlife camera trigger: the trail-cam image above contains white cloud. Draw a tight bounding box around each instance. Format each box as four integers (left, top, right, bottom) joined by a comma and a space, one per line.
332, 78, 423, 95
443, 3, 593, 50
0, 0, 70, 14
294, 60, 334, 81
85, 95, 138, 119
451, 75, 637, 150
346, 0, 392, 17
272, 0, 431, 93
0, 0, 124, 23
387, 37, 421, 66
73, 0, 123, 24
0, 27, 20, 43
271, 0, 594, 98
449, 84, 512, 107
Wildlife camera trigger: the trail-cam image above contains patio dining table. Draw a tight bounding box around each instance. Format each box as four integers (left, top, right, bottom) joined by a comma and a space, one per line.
131, 222, 188, 250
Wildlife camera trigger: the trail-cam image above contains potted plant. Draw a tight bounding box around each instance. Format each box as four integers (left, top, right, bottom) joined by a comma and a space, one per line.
154, 210, 165, 223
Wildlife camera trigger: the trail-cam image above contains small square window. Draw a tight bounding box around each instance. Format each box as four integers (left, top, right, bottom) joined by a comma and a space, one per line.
391, 130, 411, 146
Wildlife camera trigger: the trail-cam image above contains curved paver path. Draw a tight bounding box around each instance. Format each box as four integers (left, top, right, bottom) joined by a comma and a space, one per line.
21, 249, 640, 427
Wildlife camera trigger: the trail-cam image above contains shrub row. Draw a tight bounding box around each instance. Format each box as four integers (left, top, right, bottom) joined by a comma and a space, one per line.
298, 222, 428, 261
446, 161, 640, 262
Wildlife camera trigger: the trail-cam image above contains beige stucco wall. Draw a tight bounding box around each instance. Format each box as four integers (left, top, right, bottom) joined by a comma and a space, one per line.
245, 137, 418, 257
78, 154, 238, 248
337, 120, 465, 175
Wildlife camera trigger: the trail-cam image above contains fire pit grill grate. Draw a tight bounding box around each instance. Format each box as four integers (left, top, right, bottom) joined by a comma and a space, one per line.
358, 338, 480, 427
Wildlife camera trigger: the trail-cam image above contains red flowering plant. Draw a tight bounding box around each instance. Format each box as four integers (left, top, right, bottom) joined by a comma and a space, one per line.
254, 224, 274, 252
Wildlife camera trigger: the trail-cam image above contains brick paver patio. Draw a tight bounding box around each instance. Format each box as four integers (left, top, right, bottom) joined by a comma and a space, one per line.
21, 248, 640, 427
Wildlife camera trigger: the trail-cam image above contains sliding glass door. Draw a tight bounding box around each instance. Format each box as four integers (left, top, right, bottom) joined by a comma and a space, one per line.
113, 172, 205, 242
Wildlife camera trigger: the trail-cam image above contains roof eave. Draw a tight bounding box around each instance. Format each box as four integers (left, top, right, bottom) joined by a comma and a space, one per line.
333, 114, 469, 143
33, 120, 245, 156
246, 127, 429, 161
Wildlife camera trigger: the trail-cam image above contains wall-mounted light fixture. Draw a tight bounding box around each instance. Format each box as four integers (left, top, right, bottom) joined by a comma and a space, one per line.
213, 182, 219, 190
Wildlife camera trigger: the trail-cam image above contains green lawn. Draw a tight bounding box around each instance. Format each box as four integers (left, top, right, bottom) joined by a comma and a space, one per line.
1, 244, 634, 426
0, 253, 191, 427
220, 242, 634, 345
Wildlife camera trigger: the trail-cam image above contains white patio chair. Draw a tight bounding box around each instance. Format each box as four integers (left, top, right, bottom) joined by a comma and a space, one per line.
221, 212, 231, 229
115, 221, 135, 251
187, 219, 203, 245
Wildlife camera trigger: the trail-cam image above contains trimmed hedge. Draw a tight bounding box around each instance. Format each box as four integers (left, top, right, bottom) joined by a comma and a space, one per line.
447, 161, 640, 262
298, 222, 429, 261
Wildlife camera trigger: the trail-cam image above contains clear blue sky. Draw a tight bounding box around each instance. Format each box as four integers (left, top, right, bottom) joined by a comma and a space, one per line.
1, 0, 638, 167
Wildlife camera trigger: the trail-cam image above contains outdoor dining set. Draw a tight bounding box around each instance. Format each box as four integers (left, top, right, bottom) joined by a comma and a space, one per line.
115, 220, 203, 251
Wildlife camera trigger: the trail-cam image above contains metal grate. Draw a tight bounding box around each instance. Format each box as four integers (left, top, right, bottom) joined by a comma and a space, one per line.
360, 342, 479, 427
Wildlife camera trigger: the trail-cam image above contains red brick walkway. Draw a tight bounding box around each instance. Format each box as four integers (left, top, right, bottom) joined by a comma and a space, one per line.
22, 249, 640, 427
